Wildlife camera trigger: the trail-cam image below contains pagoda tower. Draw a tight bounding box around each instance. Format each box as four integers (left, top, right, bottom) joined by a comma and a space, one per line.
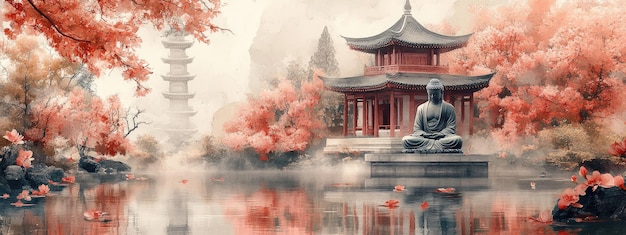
321, 0, 494, 138
160, 30, 197, 144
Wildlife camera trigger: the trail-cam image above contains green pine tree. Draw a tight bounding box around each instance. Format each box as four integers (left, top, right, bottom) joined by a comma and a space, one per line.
308, 26, 340, 77
308, 26, 343, 135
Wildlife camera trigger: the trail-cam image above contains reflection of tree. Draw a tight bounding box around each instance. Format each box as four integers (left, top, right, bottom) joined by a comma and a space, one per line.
43, 183, 135, 235
224, 188, 319, 234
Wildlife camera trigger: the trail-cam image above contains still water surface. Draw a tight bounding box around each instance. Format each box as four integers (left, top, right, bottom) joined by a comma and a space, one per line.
0, 168, 623, 234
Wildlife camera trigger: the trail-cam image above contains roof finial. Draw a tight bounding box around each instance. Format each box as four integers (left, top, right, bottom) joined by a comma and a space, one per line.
404, 0, 412, 15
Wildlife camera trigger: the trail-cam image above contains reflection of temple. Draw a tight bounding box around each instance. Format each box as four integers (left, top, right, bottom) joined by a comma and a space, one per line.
321, 0, 494, 139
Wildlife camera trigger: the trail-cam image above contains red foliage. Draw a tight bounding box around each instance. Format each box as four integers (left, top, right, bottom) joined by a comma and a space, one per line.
26, 89, 130, 156
2, 0, 222, 96
449, 0, 626, 139
221, 73, 325, 161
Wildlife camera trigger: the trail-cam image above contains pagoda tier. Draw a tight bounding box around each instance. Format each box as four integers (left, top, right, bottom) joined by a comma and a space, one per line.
321, 72, 494, 93
160, 30, 197, 141
342, 1, 471, 54
342, 0, 472, 76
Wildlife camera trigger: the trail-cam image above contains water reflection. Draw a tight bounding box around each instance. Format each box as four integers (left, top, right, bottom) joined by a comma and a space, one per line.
0, 171, 624, 234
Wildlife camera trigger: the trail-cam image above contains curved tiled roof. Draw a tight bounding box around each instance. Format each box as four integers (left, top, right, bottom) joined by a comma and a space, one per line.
320, 72, 494, 93
342, 10, 471, 53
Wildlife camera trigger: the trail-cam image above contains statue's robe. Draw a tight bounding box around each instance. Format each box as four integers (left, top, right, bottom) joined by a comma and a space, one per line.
402, 101, 462, 150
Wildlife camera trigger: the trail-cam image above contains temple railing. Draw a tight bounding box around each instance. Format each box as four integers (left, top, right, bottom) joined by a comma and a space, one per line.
364, 64, 449, 75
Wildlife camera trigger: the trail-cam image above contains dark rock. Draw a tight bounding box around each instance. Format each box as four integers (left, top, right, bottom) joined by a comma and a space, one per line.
45, 166, 65, 182
25, 164, 51, 187
79, 156, 101, 173
552, 186, 626, 222
580, 159, 622, 175
4, 165, 24, 180
99, 159, 131, 173
0, 176, 10, 194
0, 145, 19, 171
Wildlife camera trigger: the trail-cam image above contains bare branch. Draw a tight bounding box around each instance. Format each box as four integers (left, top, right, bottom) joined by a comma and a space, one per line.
124, 106, 150, 137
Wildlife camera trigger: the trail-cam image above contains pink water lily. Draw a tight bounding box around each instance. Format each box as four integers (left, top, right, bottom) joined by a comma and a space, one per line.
558, 188, 583, 209
16, 190, 31, 201
3, 129, 24, 145
31, 184, 50, 196
16, 150, 34, 168
383, 199, 399, 208
585, 170, 615, 191
528, 210, 553, 223
579, 166, 588, 179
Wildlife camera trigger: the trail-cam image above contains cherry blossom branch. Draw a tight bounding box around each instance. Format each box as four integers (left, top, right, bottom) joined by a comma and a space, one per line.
25, 0, 91, 43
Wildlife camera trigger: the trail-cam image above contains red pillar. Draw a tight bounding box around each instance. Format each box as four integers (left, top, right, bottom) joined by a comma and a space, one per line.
363, 98, 368, 136
390, 90, 396, 137
409, 94, 415, 134
470, 94, 475, 135
343, 94, 348, 136
374, 94, 379, 137
353, 97, 358, 136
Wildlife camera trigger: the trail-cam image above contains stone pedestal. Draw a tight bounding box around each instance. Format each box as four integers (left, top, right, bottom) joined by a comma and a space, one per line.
365, 153, 490, 177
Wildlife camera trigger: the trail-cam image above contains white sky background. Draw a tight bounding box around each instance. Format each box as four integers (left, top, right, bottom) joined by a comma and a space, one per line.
94, 0, 504, 140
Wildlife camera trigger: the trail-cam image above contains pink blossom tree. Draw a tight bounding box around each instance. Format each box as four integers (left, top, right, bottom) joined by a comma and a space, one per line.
27, 89, 130, 156
222, 73, 325, 161
449, 0, 626, 140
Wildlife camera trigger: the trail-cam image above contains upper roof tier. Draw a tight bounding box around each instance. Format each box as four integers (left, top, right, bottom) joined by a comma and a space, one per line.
342, 0, 472, 54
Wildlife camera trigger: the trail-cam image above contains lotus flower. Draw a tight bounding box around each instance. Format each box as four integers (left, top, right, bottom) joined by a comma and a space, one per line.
3, 129, 24, 145
530, 182, 536, 190
420, 201, 429, 210
61, 175, 75, 184
383, 199, 399, 208
31, 184, 50, 196
84, 209, 109, 222
16, 150, 34, 168
528, 210, 553, 223
393, 185, 405, 192
180, 179, 188, 184
16, 190, 31, 201
571, 175, 578, 184
10, 200, 34, 207
1, 194, 8, 199
579, 166, 588, 179
558, 188, 583, 210
585, 170, 615, 191
435, 187, 456, 193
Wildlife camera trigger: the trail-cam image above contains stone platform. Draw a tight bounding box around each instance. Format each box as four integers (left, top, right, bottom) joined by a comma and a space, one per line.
365, 153, 490, 177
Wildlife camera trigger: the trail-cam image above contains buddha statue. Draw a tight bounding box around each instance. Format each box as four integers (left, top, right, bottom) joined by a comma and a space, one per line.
402, 78, 463, 153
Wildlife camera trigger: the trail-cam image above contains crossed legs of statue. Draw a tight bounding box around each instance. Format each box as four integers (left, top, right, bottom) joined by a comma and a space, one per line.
401, 134, 463, 152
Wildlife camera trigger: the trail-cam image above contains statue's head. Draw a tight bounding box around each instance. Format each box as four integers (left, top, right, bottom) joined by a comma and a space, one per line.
426, 78, 444, 103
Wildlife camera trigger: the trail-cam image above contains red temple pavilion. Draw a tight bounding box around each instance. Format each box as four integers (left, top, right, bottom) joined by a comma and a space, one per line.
321, 0, 494, 138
